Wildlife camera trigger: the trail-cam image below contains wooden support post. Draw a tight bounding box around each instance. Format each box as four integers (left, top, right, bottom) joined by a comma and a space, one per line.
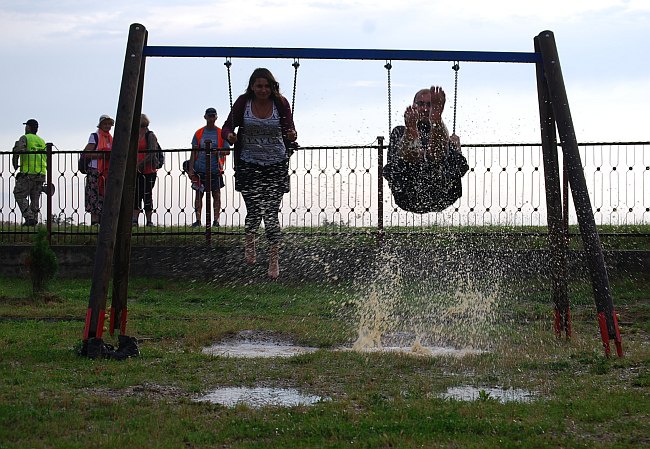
84, 23, 147, 342
534, 36, 570, 339
110, 26, 148, 336
536, 30, 622, 356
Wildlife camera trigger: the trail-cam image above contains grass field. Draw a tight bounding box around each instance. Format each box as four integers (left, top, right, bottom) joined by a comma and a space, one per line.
0, 270, 648, 448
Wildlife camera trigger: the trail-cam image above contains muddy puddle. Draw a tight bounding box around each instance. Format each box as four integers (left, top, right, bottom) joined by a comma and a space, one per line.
439, 385, 537, 403
202, 330, 483, 359
348, 331, 484, 357
202, 330, 318, 358
195, 387, 326, 408
345, 345, 483, 357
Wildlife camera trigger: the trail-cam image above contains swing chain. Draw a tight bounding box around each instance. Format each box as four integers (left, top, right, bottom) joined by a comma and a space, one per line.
224, 58, 234, 132
385, 61, 392, 139
291, 58, 300, 113
452, 60, 460, 135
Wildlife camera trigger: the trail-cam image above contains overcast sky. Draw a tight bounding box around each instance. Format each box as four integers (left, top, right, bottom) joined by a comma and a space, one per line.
1, 0, 648, 151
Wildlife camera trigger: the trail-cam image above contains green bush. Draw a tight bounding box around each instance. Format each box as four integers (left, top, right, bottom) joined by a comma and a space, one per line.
27, 227, 58, 295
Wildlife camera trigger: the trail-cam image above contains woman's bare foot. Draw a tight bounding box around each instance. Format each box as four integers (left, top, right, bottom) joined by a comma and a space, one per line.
244, 234, 256, 265
267, 245, 279, 280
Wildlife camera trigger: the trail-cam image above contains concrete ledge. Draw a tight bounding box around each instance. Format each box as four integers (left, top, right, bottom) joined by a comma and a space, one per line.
2, 244, 647, 282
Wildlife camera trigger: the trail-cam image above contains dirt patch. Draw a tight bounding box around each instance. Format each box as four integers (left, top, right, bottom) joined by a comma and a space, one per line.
88, 382, 187, 400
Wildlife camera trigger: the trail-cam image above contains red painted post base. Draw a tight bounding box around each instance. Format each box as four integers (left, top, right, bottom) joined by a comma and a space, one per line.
109, 307, 129, 336
598, 311, 624, 358
554, 308, 572, 339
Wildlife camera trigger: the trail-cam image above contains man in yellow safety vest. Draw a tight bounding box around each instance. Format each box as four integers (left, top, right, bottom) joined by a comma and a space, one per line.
12, 119, 47, 226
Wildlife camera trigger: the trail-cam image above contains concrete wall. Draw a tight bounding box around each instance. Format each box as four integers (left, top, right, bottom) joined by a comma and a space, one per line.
2, 243, 647, 283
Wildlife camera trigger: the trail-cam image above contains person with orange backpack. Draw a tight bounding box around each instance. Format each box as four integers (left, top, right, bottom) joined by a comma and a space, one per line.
188, 107, 230, 227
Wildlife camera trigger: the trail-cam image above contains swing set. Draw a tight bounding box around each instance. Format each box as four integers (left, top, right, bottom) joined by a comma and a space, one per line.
81, 24, 622, 358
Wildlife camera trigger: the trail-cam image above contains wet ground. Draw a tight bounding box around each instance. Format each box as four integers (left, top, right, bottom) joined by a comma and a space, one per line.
202, 330, 484, 359
202, 330, 318, 358
196, 330, 495, 407
439, 385, 538, 403
90, 331, 533, 408
86, 330, 538, 408
195, 387, 327, 408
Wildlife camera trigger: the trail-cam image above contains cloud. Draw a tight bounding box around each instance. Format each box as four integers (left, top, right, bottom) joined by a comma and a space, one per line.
0, 0, 647, 149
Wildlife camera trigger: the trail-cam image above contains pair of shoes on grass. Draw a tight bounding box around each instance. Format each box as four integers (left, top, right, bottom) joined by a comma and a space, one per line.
80, 335, 139, 360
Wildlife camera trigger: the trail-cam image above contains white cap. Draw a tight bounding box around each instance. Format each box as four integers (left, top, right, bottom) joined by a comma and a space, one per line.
97, 114, 115, 127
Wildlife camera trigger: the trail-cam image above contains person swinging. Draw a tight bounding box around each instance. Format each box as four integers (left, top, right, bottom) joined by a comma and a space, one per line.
383, 86, 469, 213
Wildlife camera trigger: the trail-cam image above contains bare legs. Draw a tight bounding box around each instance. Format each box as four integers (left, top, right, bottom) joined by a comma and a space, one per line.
241, 189, 283, 279
245, 233, 256, 265
243, 234, 280, 279
268, 244, 279, 279
193, 190, 221, 226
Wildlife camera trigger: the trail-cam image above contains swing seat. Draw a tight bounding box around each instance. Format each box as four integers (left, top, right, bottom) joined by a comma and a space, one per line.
383, 127, 469, 213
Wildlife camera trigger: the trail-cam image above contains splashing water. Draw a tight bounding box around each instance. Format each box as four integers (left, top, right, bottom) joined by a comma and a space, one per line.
352, 249, 404, 351
349, 237, 501, 354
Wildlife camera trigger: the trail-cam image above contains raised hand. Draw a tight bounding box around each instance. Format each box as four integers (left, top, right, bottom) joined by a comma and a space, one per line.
404, 105, 419, 140
429, 86, 445, 123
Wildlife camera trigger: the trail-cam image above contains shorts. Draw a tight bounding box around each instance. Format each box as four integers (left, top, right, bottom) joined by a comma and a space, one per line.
197, 172, 225, 191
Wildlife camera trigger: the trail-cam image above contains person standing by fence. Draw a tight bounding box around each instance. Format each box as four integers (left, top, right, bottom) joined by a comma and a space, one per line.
222, 68, 298, 280
132, 113, 161, 227
188, 107, 229, 228
82, 114, 114, 226
12, 119, 46, 226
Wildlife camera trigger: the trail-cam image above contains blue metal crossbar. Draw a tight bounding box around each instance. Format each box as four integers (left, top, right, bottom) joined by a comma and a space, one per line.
143, 46, 541, 63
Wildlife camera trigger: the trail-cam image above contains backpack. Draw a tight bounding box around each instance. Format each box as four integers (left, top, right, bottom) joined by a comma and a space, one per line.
145, 131, 165, 169
78, 132, 98, 174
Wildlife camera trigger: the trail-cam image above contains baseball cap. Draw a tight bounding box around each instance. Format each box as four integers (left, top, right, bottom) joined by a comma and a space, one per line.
23, 119, 38, 128
97, 114, 115, 127
205, 107, 217, 116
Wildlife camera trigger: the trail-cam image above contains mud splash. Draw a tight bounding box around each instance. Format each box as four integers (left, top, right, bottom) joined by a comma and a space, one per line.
348, 331, 483, 357
350, 240, 501, 354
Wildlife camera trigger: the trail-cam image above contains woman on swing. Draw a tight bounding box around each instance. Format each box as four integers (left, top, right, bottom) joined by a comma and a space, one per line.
383, 86, 469, 213
222, 68, 298, 280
